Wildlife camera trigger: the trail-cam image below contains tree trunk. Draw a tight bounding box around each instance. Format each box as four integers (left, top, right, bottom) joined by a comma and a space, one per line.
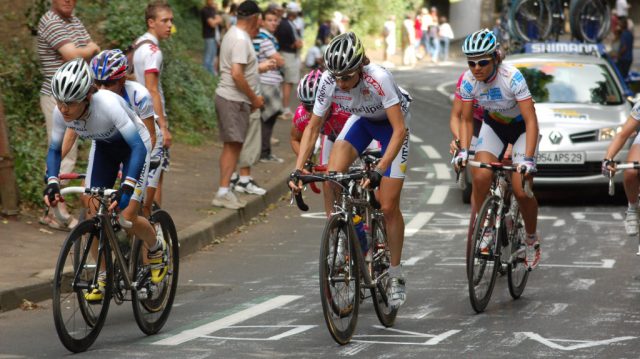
0, 94, 19, 216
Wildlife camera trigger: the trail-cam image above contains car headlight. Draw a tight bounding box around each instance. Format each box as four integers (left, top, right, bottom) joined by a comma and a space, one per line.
599, 126, 622, 141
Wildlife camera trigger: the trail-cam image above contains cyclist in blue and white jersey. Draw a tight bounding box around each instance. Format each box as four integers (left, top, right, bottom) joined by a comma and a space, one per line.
289, 32, 412, 309
43, 58, 168, 301
90, 49, 163, 218
453, 29, 541, 270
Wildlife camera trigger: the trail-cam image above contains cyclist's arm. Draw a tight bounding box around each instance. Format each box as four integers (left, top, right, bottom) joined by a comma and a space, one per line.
605, 115, 638, 160
290, 124, 303, 156
60, 128, 78, 160
517, 98, 539, 158
378, 104, 406, 173
113, 111, 149, 188
45, 115, 68, 181
144, 71, 170, 148
295, 113, 323, 170
459, 100, 474, 150
142, 115, 156, 150
449, 97, 462, 140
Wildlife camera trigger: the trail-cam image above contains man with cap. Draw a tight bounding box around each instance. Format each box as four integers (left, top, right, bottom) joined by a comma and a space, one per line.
274, 2, 304, 120
212, 0, 266, 209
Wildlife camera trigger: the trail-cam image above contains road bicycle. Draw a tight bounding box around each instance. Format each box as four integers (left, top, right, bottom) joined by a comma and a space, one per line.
569, 0, 611, 43
291, 150, 396, 345
51, 186, 179, 352
459, 160, 531, 313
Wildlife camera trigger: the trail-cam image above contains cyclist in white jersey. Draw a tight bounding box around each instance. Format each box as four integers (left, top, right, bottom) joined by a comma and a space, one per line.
44, 59, 168, 301
91, 49, 164, 218
602, 101, 640, 236
289, 32, 411, 309
453, 29, 541, 270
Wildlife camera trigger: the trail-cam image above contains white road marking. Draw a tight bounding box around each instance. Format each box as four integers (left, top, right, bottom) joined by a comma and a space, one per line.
402, 251, 432, 266
553, 219, 565, 227
436, 80, 458, 98
568, 278, 596, 290
410, 133, 423, 143
428, 185, 449, 204
352, 326, 461, 346
518, 332, 636, 351
152, 295, 302, 346
340, 342, 373, 356
300, 212, 328, 219
405, 212, 434, 237
201, 325, 316, 341
434, 163, 451, 180
437, 259, 615, 269
420, 145, 441, 159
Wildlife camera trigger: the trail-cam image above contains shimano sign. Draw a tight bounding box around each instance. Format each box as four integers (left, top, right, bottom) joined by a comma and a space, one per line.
524, 42, 605, 56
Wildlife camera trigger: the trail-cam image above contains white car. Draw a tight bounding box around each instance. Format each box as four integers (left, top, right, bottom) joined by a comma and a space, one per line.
460, 51, 633, 202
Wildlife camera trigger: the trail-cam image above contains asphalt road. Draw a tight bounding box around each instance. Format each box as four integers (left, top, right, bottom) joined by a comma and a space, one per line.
2, 63, 640, 358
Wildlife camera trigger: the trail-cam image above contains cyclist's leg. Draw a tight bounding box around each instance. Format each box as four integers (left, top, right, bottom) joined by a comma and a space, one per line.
143, 145, 164, 217
328, 115, 368, 173
623, 144, 640, 205
510, 132, 538, 235
471, 124, 503, 213
319, 135, 334, 217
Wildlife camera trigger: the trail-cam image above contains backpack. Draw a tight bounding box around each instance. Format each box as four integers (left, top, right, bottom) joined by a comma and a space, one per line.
124, 39, 154, 77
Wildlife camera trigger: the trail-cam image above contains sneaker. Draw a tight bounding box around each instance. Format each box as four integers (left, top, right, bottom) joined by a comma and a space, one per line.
280, 108, 293, 120
84, 275, 106, 302
211, 191, 246, 209
260, 154, 285, 163
479, 228, 494, 255
625, 210, 638, 236
230, 172, 239, 188
524, 234, 541, 270
387, 277, 406, 309
147, 234, 168, 284
235, 179, 267, 195
270, 137, 280, 146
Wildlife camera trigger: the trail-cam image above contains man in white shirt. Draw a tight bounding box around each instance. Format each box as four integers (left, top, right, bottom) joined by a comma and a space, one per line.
617, 0, 630, 18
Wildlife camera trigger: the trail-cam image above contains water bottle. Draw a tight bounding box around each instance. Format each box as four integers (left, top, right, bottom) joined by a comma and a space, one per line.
353, 215, 368, 254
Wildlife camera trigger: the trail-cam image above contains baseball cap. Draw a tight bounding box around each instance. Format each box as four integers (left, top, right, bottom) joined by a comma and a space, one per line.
287, 2, 301, 13
237, 0, 261, 17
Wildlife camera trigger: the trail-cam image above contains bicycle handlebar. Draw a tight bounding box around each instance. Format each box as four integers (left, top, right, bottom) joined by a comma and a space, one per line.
606, 161, 640, 196
289, 171, 368, 212
54, 186, 132, 228
465, 160, 534, 198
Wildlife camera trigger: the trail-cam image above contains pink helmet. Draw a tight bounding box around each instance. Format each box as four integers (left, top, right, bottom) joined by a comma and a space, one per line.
297, 69, 323, 106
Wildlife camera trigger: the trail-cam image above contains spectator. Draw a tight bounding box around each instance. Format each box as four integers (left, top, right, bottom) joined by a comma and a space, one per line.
305, 39, 324, 70
201, 0, 223, 75
132, 1, 174, 210
37, 0, 100, 230
383, 15, 396, 66
212, 0, 265, 209
266, 2, 285, 19
617, 17, 634, 79
428, 7, 440, 63
316, 18, 332, 45
438, 16, 453, 62
413, 10, 422, 59
617, 0, 630, 19
419, 7, 432, 60
254, 7, 286, 163
331, 11, 344, 36
274, 2, 304, 120
401, 13, 416, 67
293, 9, 305, 38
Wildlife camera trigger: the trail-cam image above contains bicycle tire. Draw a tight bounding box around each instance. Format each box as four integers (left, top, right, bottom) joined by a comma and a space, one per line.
506, 200, 529, 299
53, 219, 112, 353
370, 217, 397, 327
510, 0, 553, 42
569, 0, 610, 43
319, 214, 360, 345
467, 195, 500, 313
131, 209, 180, 335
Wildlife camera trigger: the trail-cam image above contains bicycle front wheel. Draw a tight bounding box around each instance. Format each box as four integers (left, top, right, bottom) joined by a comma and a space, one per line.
319, 214, 360, 345
467, 195, 500, 313
507, 202, 529, 299
370, 217, 397, 327
569, 0, 610, 43
131, 209, 180, 335
53, 220, 112, 353
510, 0, 553, 42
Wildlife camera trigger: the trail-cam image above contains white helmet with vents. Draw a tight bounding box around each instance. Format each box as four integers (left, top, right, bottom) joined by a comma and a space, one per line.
51, 58, 94, 102
462, 29, 498, 57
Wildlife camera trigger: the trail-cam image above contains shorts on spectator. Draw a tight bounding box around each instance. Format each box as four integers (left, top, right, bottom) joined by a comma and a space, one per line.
215, 94, 251, 143
282, 52, 301, 84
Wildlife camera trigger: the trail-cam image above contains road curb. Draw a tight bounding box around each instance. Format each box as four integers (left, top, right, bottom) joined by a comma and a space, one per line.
0, 165, 292, 313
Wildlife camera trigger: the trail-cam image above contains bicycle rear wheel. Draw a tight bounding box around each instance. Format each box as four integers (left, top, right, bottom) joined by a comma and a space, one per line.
370, 217, 397, 327
467, 195, 500, 313
319, 214, 360, 345
53, 220, 112, 353
507, 202, 529, 299
510, 0, 553, 42
131, 209, 180, 335
569, 0, 610, 43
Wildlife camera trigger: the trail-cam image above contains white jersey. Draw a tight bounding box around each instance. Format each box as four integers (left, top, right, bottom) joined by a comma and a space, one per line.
313, 64, 411, 121
123, 80, 162, 147
459, 63, 532, 125
132, 32, 166, 116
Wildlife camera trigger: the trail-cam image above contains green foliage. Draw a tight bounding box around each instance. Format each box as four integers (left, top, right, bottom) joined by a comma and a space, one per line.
0, 43, 46, 205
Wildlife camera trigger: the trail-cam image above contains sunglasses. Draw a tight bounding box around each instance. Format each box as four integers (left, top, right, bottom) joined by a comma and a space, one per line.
467, 59, 492, 68
331, 71, 358, 82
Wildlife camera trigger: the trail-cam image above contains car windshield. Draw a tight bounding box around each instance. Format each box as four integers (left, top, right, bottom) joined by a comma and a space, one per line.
513, 62, 623, 105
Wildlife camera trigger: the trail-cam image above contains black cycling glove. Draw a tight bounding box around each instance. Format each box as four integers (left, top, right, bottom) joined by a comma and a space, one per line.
368, 169, 383, 189
43, 181, 60, 204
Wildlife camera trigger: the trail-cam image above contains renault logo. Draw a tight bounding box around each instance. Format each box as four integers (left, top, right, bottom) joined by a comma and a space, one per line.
549, 131, 563, 144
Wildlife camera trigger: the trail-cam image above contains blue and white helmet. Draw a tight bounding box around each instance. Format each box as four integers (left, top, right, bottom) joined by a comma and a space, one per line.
462, 29, 498, 57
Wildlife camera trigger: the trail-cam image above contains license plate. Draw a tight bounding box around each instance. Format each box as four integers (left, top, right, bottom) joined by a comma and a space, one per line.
537, 151, 585, 164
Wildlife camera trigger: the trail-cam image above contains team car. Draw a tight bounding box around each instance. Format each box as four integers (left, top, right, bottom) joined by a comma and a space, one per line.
459, 42, 637, 203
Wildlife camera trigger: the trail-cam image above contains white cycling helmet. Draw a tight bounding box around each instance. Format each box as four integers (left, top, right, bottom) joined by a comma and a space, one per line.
297, 69, 323, 106
323, 32, 365, 75
51, 58, 94, 103
462, 29, 498, 57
